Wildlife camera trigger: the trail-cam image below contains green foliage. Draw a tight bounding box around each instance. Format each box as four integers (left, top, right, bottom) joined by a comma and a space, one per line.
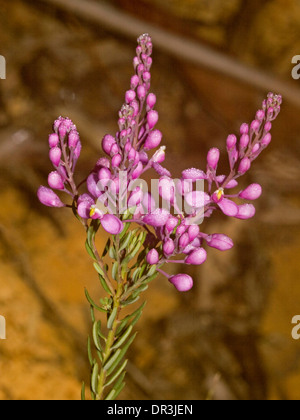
83, 222, 160, 400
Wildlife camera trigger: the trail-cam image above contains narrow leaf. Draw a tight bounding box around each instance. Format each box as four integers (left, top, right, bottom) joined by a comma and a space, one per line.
105, 362, 127, 388
106, 332, 137, 376
91, 362, 99, 394
92, 321, 103, 352
103, 349, 121, 371
111, 325, 133, 350
85, 288, 107, 313
107, 307, 118, 330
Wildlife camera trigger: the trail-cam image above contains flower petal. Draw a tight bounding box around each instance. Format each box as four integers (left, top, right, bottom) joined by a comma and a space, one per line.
101, 214, 124, 234
217, 198, 238, 217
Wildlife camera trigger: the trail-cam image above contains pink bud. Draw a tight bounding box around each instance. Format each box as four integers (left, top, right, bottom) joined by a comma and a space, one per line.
128, 187, 143, 207
185, 248, 207, 265
159, 177, 175, 203
143, 71, 151, 83
102, 135, 116, 155
207, 148, 220, 170
144, 130, 162, 150
68, 130, 79, 148
111, 153, 122, 168
264, 122, 272, 132
49, 133, 59, 148
256, 110, 265, 121
131, 162, 144, 180
37, 186, 65, 208
250, 120, 260, 133
147, 249, 159, 265
240, 124, 249, 135
169, 274, 193, 292
163, 239, 175, 256
165, 216, 179, 233
235, 204, 256, 220
147, 93, 156, 109
130, 75, 139, 89
226, 135, 237, 149
179, 233, 190, 249
147, 110, 159, 129
143, 208, 170, 227
74, 141, 82, 160
48, 171, 64, 190
125, 90, 136, 104
206, 234, 234, 251
152, 146, 166, 163
137, 85, 146, 99
101, 214, 124, 235
238, 157, 251, 174
99, 167, 112, 181
182, 168, 206, 181
110, 143, 120, 156
49, 147, 61, 167
240, 134, 249, 150
185, 191, 210, 209
261, 133, 272, 147
239, 184, 262, 200
188, 225, 200, 241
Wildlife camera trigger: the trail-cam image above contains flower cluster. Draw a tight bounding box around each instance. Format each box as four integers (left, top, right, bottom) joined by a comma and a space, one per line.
37, 34, 282, 293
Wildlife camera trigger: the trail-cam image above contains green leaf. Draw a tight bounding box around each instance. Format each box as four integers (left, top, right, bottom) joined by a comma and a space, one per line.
91, 362, 99, 394
93, 262, 105, 277
106, 332, 137, 376
92, 321, 103, 352
111, 325, 133, 351
109, 246, 117, 260
85, 288, 107, 313
102, 238, 111, 258
105, 382, 126, 401
103, 349, 121, 372
122, 241, 143, 266
118, 222, 130, 240
81, 381, 86, 401
85, 240, 96, 260
119, 231, 133, 252
107, 307, 118, 330
99, 274, 114, 296
87, 336, 94, 367
104, 362, 127, 388
112, 262, 119, 281
121, 295, 140, 306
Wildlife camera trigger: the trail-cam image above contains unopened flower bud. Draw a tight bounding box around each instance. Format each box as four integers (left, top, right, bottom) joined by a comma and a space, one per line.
49, 147, 61, 167
239, 183, 262, 200
147, 110, 159, 129
169, 274, 193, 292
101, 214, 124, 235
179, 233, 190, 249
130, 75, 139, 89
188, 225, 200, 242
163, 239, 175, 256
48, 171, 64, 190
238, 157, 251, 174
206, 234, 234, 251
147, 93, 156, 109
240, 124, 249, 135
226, 134, 237, 149
102, 135, 116, 155
240, 134, 249, 150
152, 145, 165, 163
125, 90, 136, 104
165, 216, 179, 233
49, 133, 60, 148
144, 129, 162, 150
185, 248, 207, 265
37, 186, 65, 208
68, 130, 79, 148
147, 249, 159, 265
207, 148, 220, 170
111, 153, 122, 168
131, 162, 144, 180
137, 85, 146, 99
261, 133, 272, 147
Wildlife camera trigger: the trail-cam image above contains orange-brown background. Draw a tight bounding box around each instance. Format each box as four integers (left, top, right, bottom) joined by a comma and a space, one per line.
0, 0, 300, 400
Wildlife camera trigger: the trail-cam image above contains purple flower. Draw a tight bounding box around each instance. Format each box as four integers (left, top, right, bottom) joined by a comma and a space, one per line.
185, 248, 207, 265
143, 208, 170, 227
169, 274, 193, 292
101, 214, 124, 235
37, 186, 65, 208
239, 184, 262, 200
206, 234, 234, 251
147, 249, 159, 265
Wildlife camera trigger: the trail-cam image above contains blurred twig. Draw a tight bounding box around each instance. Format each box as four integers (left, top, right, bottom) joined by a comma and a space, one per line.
35, 0, 300, 107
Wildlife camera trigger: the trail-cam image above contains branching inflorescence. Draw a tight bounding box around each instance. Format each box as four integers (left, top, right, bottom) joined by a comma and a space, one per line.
37, 34, 282, 400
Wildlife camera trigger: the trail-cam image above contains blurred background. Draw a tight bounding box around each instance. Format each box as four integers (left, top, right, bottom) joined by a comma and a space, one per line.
0, 0, 300, 400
